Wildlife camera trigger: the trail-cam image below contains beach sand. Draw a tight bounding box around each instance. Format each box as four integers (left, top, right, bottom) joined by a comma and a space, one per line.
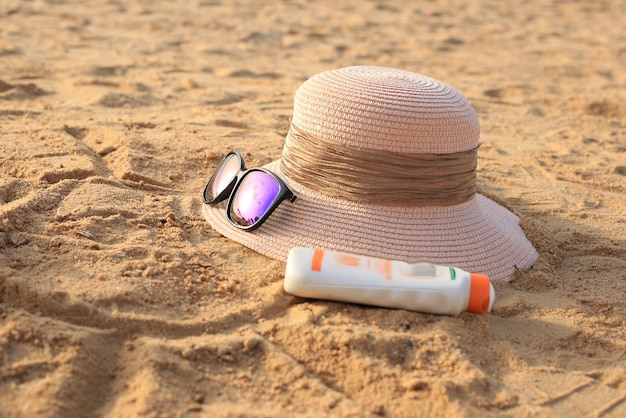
1, 0, 625, 416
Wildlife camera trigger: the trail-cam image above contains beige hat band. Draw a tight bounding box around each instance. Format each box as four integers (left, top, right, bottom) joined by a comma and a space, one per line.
280, 123, 478, 207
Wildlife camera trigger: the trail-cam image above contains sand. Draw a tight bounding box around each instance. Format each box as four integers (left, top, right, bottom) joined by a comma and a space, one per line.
1, 0, 625, 417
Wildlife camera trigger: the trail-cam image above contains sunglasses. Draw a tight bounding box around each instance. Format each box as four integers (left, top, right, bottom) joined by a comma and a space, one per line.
202, 151, 296, 230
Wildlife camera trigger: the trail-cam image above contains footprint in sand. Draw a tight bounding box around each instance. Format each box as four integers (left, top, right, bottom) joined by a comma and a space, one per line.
483, 85, 534, 105
97, 92, 156, 108
91, 65, 129, 77
63, 124, 170, 188
585, 100, 625, 119
0, 79, 51, 100
507, 369, 626, 417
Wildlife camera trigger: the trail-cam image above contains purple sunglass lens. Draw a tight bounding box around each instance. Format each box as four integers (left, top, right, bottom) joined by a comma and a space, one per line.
208, 154, 241, 201
229, 171, 280, 227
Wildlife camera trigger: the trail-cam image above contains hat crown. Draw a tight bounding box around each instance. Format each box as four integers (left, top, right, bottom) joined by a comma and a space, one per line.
291, 66, 480, 154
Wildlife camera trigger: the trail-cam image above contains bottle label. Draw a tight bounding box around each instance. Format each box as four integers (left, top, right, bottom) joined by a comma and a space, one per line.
311, 249, 445, 281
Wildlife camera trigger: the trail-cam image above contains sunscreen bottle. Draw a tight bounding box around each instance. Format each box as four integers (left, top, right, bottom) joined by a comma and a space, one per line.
284, 248, 495, 315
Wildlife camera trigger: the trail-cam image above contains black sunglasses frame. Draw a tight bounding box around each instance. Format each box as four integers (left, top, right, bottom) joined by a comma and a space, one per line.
202, 151, 296, 231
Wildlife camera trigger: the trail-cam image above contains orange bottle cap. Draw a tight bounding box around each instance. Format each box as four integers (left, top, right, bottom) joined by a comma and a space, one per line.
467, 273, 494, 314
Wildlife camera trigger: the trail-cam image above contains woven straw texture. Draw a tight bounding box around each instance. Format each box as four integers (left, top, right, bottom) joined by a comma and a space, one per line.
203, 66, 538, 281
292, 66, 480, 153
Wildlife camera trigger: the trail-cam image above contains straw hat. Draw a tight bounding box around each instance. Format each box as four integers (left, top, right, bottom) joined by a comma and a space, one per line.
203, 66, 538, 281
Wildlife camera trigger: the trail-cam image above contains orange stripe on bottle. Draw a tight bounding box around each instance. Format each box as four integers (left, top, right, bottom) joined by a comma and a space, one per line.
383, 259, 392, 280
334, 254, 361, 267
375, 259, 393, 280
311, 249, 325, 272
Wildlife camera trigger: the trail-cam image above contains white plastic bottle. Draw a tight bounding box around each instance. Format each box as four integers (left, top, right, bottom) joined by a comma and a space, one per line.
284, 248, 495, 315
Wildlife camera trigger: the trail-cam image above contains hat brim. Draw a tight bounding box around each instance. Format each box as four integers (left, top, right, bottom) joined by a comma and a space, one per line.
202, 160, 538, 281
